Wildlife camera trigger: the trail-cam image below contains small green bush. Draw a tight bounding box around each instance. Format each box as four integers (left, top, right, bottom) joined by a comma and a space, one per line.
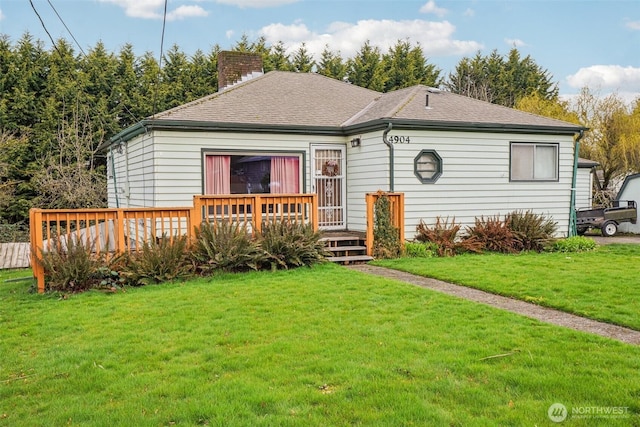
404, 241, 437, 258
549, 236, 598, 253
121, 235, 192, 286
465, 215, 517, 253
506, 210, 558, 252
259, 221, 328, 270
38, 238, 106, 292
192, 221, 263, 274
415, 217, 483, 257
372, 194, 402, 259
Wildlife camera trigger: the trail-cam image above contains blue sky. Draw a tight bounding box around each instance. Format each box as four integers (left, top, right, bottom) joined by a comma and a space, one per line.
1, 0, 639, 102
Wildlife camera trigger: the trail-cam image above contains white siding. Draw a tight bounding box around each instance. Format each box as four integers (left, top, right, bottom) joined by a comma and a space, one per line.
108, 133, 155, 208
575, 167, 593, 209
347, 129, 576, 239
111, 130, 345, 208
346, 130, 393, 233
112, 127, 577, 238
618, 175, 640, 234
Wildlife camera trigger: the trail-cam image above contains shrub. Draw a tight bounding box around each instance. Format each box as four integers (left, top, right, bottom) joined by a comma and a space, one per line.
259, 221, 328, 270
415, 217, 482, 257
121, 235, 192, 286
465, 215, 517, 254
506, 210, 558, 252
372, 193, 402, 259
404, 241, 438, 258
37, 238, 105, 292
192, 221, 263, 274
0, 221, 29, 243
549, 236, 598, 253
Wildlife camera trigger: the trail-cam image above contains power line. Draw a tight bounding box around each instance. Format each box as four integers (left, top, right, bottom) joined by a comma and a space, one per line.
46, 0, 87, 57
28, 0, 62, 57
152, 0, 169, 118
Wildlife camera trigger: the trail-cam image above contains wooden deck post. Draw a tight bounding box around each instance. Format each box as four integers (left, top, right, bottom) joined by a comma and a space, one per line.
29, 209, 46, 294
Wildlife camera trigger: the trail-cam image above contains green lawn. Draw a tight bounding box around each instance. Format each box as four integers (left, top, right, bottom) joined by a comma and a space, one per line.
374, 244, 640, 330
1, 264, 639, 426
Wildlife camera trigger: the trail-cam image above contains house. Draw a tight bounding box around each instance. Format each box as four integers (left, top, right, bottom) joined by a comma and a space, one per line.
577, 157, 598, 209
617, 173, 640, 234
103, 52, 587, 240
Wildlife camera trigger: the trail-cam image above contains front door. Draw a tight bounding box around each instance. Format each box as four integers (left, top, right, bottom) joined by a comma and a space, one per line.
311, 145, 346, 230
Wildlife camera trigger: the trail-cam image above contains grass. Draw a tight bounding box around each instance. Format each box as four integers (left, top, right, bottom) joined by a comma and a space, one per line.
373, 244, 640, 331
1, 264, 639, 426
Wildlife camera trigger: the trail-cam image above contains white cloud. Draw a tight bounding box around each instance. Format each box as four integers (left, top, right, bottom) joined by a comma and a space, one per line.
99, 0, 207, 20
259, 19, 482, 60
567, 65, 640, 91
0, 9, 4, 21
626, 20, 640, 30
225, 30, 235, 39
419, 1, 448, 18
214, 0, 299, 8
166, 5, 208, 21
566, 65, 640, 105
504, 38, 526, 47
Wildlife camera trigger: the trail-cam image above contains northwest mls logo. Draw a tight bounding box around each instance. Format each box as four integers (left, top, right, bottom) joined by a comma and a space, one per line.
548, 403, 568, 423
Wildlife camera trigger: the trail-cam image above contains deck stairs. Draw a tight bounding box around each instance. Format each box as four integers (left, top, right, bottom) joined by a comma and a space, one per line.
321, 232, 373, 265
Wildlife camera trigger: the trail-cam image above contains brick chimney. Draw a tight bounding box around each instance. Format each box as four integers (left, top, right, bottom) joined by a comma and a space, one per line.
217, 51, 264, 92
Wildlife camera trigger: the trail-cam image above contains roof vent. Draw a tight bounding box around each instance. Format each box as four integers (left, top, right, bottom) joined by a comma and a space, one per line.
425, 94, 432, 110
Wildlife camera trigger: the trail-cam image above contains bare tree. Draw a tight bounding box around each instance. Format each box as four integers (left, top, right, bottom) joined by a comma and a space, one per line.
32, 106, 107, 209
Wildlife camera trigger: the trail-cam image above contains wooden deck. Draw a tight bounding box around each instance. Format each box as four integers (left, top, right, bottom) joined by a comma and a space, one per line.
0, 243, 31, 269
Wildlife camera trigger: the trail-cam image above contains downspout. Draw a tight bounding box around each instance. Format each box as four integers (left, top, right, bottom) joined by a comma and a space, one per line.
382, 122, 394, 191
110, 146, 120, 208
568, 130, 585, 236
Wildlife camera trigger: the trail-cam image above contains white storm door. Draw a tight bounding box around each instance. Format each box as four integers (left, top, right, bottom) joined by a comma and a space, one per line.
311, 145, 346, 230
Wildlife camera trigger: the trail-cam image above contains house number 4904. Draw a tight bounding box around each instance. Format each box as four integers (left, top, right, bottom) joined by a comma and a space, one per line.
390, 135, 410, 144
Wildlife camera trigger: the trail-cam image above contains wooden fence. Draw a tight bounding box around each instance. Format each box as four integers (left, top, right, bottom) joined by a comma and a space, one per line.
365, 192, 405, 257
30, 194, 318, 293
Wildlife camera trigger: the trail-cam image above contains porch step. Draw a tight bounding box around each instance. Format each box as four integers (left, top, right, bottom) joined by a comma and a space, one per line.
326, 255, 374, 264
321, 232, 372, 265
326, 245, 367, 252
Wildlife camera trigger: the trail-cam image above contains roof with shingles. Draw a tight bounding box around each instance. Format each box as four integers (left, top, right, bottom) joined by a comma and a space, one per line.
347, 85, 581, 130
153, 71, 381, 127
108, 71, 583, 146
155, 71, 581, 131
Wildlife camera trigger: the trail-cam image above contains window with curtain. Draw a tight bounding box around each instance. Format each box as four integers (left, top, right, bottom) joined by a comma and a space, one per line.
205, 155, 231, 194
510, 143, 558, 181
204, 154, 301, 194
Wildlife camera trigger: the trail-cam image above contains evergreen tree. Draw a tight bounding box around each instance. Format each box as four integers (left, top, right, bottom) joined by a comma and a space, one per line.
346, 41, 387, 91
317, 45, 346, 80
291, 43, 314, 73
112, 44, 142, 129
446, 48, 558, 107
267, 41, 292, 71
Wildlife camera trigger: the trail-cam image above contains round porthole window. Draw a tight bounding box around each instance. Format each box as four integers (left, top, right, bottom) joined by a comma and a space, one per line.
414, 150, 442, 183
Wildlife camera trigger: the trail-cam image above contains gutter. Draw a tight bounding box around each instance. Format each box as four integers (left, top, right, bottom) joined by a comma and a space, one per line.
568, 129, 585, 236
109, 146, 120, 208
382, 122, 394, 191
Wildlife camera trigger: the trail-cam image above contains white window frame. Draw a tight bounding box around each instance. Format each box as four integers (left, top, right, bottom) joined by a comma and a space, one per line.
510, 142, 559, 182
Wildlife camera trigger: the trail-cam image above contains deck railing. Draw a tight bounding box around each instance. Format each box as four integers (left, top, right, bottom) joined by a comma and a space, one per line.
30, 193, 318, 293
365, 192, 405, 256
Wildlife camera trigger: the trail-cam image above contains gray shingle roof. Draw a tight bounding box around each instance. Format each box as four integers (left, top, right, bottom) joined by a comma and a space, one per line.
346, 85, 581, 130
154, 71, 380, 127
149, 71, 582, 133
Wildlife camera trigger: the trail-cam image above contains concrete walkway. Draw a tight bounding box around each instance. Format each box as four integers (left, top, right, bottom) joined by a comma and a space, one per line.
348, 264, 640, 346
